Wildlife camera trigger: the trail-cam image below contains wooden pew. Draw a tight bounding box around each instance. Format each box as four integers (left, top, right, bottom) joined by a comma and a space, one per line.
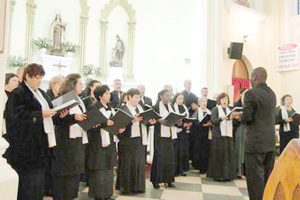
263, 139, 300, 200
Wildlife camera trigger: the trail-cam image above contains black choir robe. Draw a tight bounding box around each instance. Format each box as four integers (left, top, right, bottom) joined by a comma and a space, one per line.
139, 95, 153, 109
110, 90, 123, 108
86, 102, 117, 199
207, 99, 217, 110
116, 104, 146, 193
173, 105, 190, 175
46, 89, 56, 101
150, 103, 175, 184
191, 110, 211, 173
4, 82, 57, 200
276, 108, 299, 153
182, 90, 198, 109
52, 102, 86, 200
207, 107, 236, 180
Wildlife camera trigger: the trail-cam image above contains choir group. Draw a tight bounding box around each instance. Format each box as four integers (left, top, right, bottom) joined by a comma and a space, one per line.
2, 63, 299, 200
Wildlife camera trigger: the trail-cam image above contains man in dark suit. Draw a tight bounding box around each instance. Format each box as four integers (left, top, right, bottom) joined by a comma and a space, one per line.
137, 84, 153, 164
201, 87, 217, 110
138, 84, 152, 109
235, 67, 276, 200
110, 79, 123, 108
182, 79, 198, 110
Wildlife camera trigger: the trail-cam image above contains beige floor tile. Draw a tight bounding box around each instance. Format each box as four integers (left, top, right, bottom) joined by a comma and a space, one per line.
233, 179, 248, 188
160, 189, 203, 200
115, 196, 158, 200
175, 176, 202, 184
202, 185, 243, 196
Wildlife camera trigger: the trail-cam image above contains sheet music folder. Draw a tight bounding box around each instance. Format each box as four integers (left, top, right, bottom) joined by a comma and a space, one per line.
51, 90, 80, 112
77, 105, 107, 131
162, 112, 185, 127
139, 108, 162, 124
104, 109, 133, 135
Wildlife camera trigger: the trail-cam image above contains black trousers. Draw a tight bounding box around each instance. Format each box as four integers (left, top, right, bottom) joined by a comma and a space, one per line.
245, 151, 275, 200
17, 169, 44, 200
52, 174, 80, 200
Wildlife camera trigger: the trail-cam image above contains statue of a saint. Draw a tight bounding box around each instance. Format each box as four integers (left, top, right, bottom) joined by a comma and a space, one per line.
110, 35, 125, 67
50, 11, 68, 56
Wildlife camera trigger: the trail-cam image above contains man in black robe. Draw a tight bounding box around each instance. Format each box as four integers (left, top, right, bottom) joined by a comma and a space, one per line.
182, 79, 198, 110
235, 67, 276, 200
110, 79, 123, 108
201, 87, 216, 110
138, 84, 153, 109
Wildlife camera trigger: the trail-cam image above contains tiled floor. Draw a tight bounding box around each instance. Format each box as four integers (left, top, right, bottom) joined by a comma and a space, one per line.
43, 169, 249, 200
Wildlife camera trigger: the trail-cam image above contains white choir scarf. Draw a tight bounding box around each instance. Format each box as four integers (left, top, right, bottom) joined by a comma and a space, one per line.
217, 105, 233, 137
2, 93, 8, 136
281, 105, 291, 132
159, 101, 177, 139
197, 108, 213, 140
174, 103, 189, 133
69, 97, 88, 144
25, 82, 56, 147
126, 103, 148, 145
99, 106, 118, 147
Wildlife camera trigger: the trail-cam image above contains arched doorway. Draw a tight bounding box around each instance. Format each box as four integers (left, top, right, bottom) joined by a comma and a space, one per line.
232, 59, 250, 102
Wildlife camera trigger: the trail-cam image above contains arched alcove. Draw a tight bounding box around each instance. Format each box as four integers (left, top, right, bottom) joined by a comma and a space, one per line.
99, 0, 136, 82
232, 57, 250, 102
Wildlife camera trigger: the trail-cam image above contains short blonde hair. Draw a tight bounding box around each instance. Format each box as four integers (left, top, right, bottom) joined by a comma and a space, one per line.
198, 96, 207, 104
49, 76, 64, 89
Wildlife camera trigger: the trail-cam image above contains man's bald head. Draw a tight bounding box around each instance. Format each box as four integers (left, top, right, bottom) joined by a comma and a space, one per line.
250, 67, 267, 87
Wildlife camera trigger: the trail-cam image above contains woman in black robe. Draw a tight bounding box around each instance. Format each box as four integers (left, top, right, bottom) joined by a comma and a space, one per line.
80, 80, 101, 109
117, 88, 156, 194
276, 95, 299, 153
46, 76, 64, 101
151, 90, 177, 189
207, 93, 237, 181
52, 74, 88, 200
86, 85, 117, 200
172, 93, 190, 176
5, 64, 61, 200
192, 97, 212, 173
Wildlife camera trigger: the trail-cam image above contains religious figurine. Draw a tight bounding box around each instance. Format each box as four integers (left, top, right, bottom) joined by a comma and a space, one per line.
110, 35, 125, 67
50, 10, 68, 56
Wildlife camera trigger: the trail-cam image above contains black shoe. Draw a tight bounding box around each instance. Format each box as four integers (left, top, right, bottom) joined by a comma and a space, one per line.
181, 172, 187, 176
152, 182, 160, 189
167, 183, 175, 188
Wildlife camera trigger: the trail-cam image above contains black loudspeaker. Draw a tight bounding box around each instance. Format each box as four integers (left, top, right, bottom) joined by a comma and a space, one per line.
228, 42, 243, 59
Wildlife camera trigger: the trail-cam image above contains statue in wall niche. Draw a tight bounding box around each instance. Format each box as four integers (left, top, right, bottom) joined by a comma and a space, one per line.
110, 35, 125, 67
50, 10, 68, 56
237, 0, 250, 8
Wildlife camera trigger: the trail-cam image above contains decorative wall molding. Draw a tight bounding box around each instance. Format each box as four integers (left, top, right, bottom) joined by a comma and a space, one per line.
24, 0, 36, 63
78, 0, 89, 73
6, 0, 16, 63
99, 0, 136, 82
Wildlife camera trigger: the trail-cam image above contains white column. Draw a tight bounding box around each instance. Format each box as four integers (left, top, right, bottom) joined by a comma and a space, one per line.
125, 21, 136, 82
78, 15, 89, 73
206, 0, 224, 95
6, 0, 16, 61
99, 20, 108, 82
24, 1, 36, 63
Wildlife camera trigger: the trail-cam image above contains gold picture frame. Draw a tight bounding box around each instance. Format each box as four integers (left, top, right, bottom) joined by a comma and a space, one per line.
0, 0, 7, 53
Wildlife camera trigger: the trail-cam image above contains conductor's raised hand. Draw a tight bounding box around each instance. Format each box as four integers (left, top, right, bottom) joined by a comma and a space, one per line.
148, 118, 157, 125
75, 113, 87, 121
119, 127, 126, 134
59, 109, 69, 118
132, 115, 143, 123
43, 109, 57, 118
106, 119, 114, 127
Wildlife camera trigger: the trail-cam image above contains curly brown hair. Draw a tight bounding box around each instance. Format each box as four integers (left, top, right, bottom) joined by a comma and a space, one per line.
217, 92, 230, 105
